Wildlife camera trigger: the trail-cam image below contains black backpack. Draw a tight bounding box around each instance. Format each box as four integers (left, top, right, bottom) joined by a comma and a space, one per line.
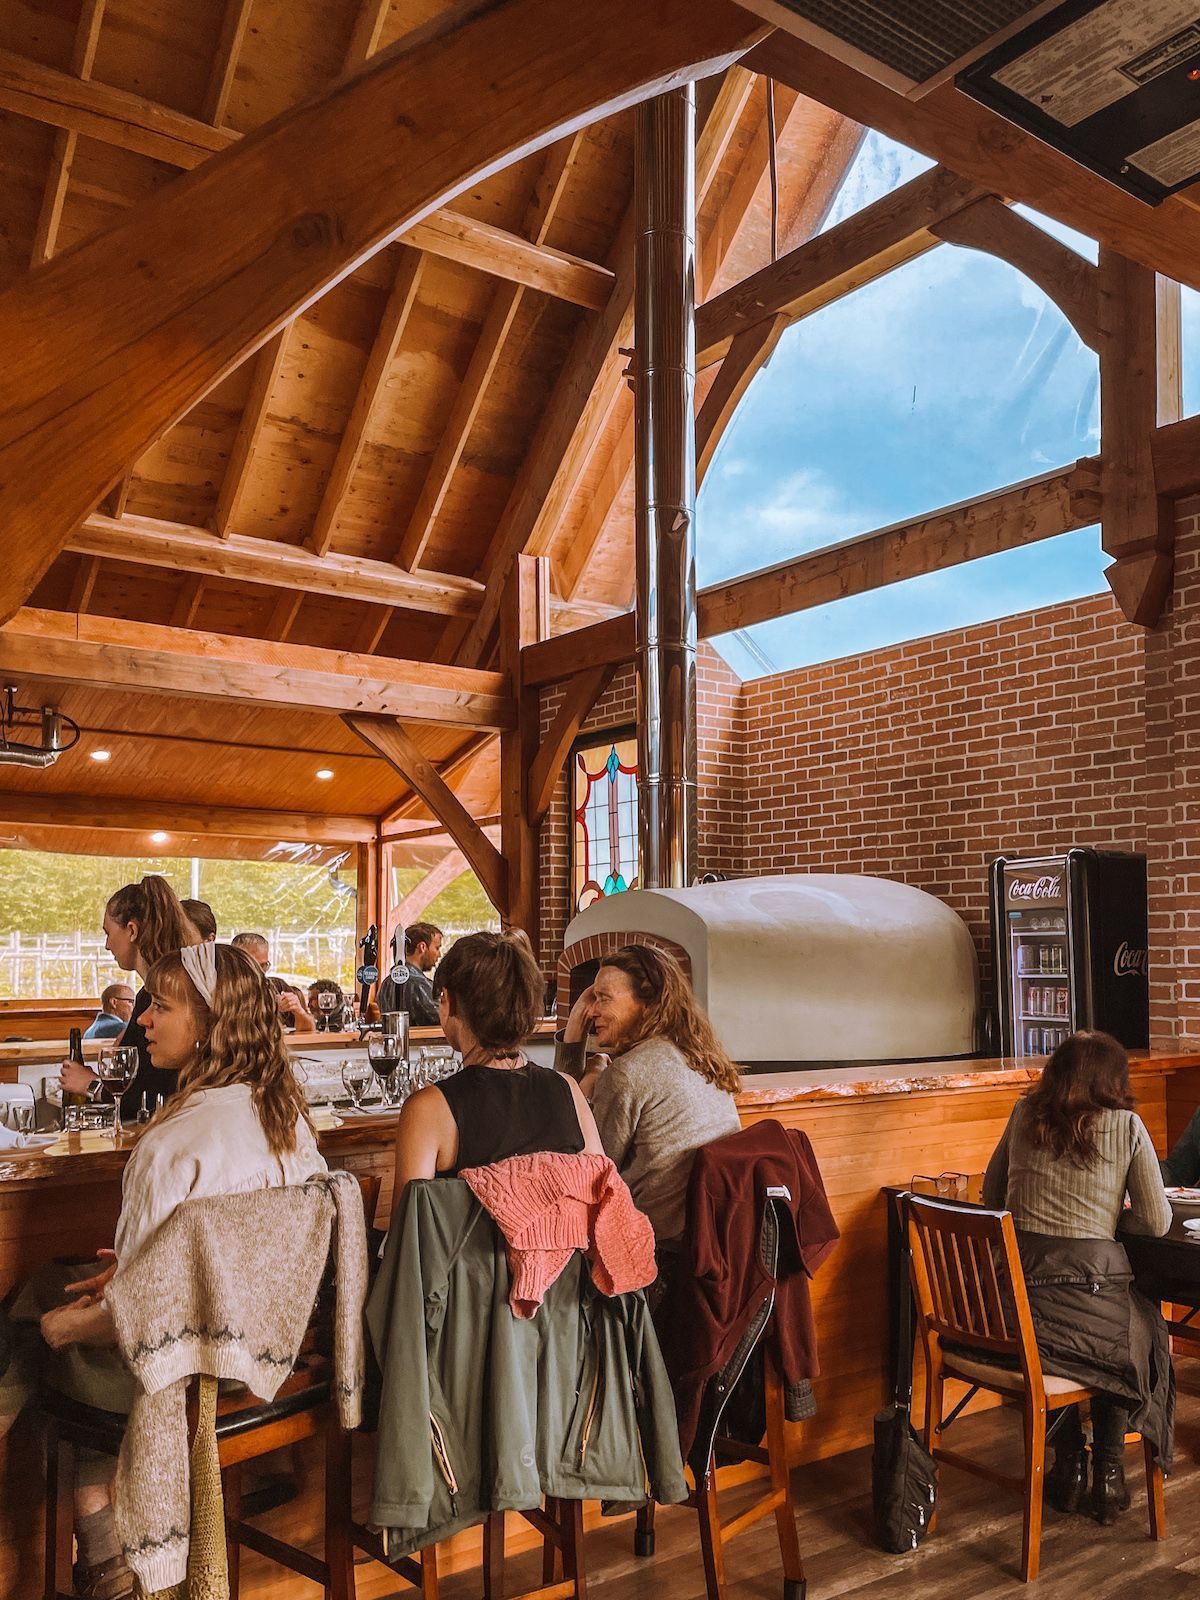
871, 1195, 937, 1552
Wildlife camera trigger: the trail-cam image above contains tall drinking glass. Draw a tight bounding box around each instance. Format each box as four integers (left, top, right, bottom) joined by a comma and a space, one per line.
96, 1045, 137, 1139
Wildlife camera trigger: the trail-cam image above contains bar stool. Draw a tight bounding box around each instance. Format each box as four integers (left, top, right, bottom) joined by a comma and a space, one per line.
635, 1191, 807, 1600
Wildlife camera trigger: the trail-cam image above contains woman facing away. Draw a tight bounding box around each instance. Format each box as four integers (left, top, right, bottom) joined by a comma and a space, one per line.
59, 875, 202, 1120
982, 1029, 1172, 1525
392, 929, 603, 1198
32, 941, 324, 1600
557, 945, 741, 1245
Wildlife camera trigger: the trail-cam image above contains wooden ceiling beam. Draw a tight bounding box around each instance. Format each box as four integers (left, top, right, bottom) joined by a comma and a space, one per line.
1097, 252, 1180, 626
170, 574, 206, 629
202, 0, 255, 127
308, 249, 425, 557
265, 590, 305, 643
0, 609, 516, 729
527, 662, 615, 823
0, 49, 613, 306
931, 198, 1100, 351
29, 0, 107, 267
380, 732, 496, 826
0, 0, 760, 628
695, 314, 787, 483
397, 135, 585, 573
71, 511, 486, 616
343, 0, 392, 72
67, 554, 102, 616
522, 460, 1102, 684
0, 792, 375, 844
210, 326, 292, 539
746, 32, 1200, 296
696, 163, 990, 368
345, 715, 507, 913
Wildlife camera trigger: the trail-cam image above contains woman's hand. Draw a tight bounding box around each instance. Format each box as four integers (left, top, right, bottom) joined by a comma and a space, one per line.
65, 1250, 117, 1307
59, 1059, 97, 1097
40, 1298, 116, 1351
563, 987, 598, 1044
578, 1053, 612, 1100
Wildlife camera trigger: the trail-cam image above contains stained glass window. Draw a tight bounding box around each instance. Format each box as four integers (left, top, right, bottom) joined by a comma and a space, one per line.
570, 729, 639, 915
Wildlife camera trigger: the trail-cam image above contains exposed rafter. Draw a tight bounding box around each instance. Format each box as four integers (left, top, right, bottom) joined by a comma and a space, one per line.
0, 792, 376, 844
396, 134, 585, 572
210, 327, 292, 540
0, 0, 760, 627
0, 609, 516, 729
203, 0, 255, 126
308, 250, 426, 557
29, 0, 107, 267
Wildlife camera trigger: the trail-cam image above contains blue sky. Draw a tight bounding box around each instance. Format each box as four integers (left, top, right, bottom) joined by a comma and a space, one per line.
699, 132, 1198, 679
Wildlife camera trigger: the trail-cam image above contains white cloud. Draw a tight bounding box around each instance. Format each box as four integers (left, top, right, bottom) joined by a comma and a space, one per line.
700, 466, 871, 584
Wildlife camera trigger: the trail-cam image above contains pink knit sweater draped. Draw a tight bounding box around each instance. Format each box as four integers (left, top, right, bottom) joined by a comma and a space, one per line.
460, 1151, 657, 1317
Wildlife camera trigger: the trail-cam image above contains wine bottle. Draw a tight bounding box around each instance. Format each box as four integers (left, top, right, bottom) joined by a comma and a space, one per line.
64, 1027, 89, 1109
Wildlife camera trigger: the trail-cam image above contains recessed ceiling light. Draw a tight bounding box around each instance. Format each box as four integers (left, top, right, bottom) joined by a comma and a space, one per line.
315, 768, 334, 780
150, 831, 169, 845
90, 749, 111, 762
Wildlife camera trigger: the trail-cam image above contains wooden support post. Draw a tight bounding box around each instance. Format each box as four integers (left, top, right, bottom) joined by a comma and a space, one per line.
500, 554, 549, 949
376, 835, 393, 968
357, 836, 379, 959
1098, 250, 1182, 626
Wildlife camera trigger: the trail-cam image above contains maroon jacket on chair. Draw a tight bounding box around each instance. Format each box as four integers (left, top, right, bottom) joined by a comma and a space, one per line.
660, 1119, 840, 1460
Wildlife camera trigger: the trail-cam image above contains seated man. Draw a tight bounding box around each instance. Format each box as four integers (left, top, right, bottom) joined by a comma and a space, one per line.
377, 922, 443, 1027
83, 983, 135, 1041
1162, 1104, 1200, 1186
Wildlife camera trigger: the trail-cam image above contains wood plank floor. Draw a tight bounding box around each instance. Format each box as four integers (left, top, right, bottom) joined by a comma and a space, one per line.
238, 1361, 1200, 1599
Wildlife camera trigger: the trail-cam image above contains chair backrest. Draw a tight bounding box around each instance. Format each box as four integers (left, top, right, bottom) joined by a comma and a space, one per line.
906, 1195, 1041, 1376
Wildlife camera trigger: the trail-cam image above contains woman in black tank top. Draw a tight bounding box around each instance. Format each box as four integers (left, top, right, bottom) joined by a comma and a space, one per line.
391, 930, 602, 1201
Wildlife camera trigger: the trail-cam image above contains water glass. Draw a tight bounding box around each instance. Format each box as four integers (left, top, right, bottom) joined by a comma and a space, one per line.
340, 1059, 373, 1109
11, 1104, 33, 1136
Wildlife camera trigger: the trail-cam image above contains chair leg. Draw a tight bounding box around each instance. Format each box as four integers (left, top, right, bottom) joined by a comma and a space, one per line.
923, 1350, 944, 1536
696, 1465, 728, 1600
483, 1510, 506, 1600
1021, 1401, 1046, 1584
1143, 1437, 1166, 1541
44, 1419, 74, 1600
324, 1421, 354, 1600
419, 1541, 439, 1600
223, 1463, 242, 1600
634, 1499, 656, 1558
541, 1498, 559, 1585
560, 1499, 587, 1600
764, 1353, 805, 1600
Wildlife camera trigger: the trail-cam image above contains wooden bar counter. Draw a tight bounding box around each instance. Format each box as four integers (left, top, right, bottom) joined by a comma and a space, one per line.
1, 1049, 1197, 1592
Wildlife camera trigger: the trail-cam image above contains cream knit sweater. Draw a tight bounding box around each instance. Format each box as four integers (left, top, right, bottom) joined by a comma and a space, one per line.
106, 1173, 367, 1596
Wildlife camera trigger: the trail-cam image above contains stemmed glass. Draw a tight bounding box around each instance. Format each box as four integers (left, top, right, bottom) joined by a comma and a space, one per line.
340, 1058, 374, 1110
317, 991, 338, 1032
96, 1046, 138, 1139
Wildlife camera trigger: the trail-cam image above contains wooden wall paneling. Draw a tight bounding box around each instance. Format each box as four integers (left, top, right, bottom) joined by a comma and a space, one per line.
0, 608, 516, 728
0, 0, 762, 628
29, 0, 108, 266
396, 134, 585, 572
345, 714, 508, 914
499, 553, 548, 944
1097, 251, 1182, 626
308, 248, 426, 556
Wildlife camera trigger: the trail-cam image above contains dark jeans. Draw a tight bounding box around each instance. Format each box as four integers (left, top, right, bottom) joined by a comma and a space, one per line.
1053, 1399, 1130, 1460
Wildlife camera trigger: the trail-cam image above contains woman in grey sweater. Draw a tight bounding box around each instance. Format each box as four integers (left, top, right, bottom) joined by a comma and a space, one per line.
556, 944, 740, 1243
983, 1030, 1172, 1526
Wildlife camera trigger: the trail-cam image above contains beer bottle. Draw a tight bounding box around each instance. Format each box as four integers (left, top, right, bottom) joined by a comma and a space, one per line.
64, 1027, 89, 1109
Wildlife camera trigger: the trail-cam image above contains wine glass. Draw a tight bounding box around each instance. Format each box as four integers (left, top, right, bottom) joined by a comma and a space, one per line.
11, 1103, 33, 1136
96, 1045, 137, 1139
340, 1058, 373, 1110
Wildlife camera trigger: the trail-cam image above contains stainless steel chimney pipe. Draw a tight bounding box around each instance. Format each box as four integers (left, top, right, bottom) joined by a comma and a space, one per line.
634, 86, 697, 892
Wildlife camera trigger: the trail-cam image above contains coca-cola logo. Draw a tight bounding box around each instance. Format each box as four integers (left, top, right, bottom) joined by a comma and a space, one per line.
1113, 941, 1147, 979
1009, 874, 1062, 903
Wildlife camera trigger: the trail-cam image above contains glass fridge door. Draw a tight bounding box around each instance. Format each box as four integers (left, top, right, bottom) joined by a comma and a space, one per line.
1001, 859, 1073, 1057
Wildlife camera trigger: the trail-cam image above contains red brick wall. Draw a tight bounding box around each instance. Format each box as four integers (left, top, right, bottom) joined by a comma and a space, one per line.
536, 506, 1200, 1043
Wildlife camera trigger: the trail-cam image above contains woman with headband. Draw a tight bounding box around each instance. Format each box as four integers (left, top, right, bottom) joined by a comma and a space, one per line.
25, 942, 324, 1600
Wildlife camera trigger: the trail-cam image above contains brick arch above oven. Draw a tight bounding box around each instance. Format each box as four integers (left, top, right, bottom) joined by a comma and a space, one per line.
556, 931, 693, 1021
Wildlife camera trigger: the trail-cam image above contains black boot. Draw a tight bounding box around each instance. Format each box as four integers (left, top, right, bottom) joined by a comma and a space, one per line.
1045, 1447, 1089, 1514
1091, 1454, 1132, 1525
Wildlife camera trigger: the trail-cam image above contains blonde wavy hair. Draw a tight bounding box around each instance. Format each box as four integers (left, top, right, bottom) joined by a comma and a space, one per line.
144, 944, 313, 1156
600, 944, 741, 1095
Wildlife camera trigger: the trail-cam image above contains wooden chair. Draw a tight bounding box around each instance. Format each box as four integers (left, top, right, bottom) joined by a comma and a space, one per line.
42, 1170, 380, 1600
906, 1194, 1165, 1583
635, 1191, 807, 1600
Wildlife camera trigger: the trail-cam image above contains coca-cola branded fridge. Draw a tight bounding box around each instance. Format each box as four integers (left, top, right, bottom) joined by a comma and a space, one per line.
989, 850, 1148, 1057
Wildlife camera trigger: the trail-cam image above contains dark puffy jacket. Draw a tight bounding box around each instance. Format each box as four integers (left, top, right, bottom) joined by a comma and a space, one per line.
1017, 1232, 1174, 1469
366, 1178, 687, 1557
